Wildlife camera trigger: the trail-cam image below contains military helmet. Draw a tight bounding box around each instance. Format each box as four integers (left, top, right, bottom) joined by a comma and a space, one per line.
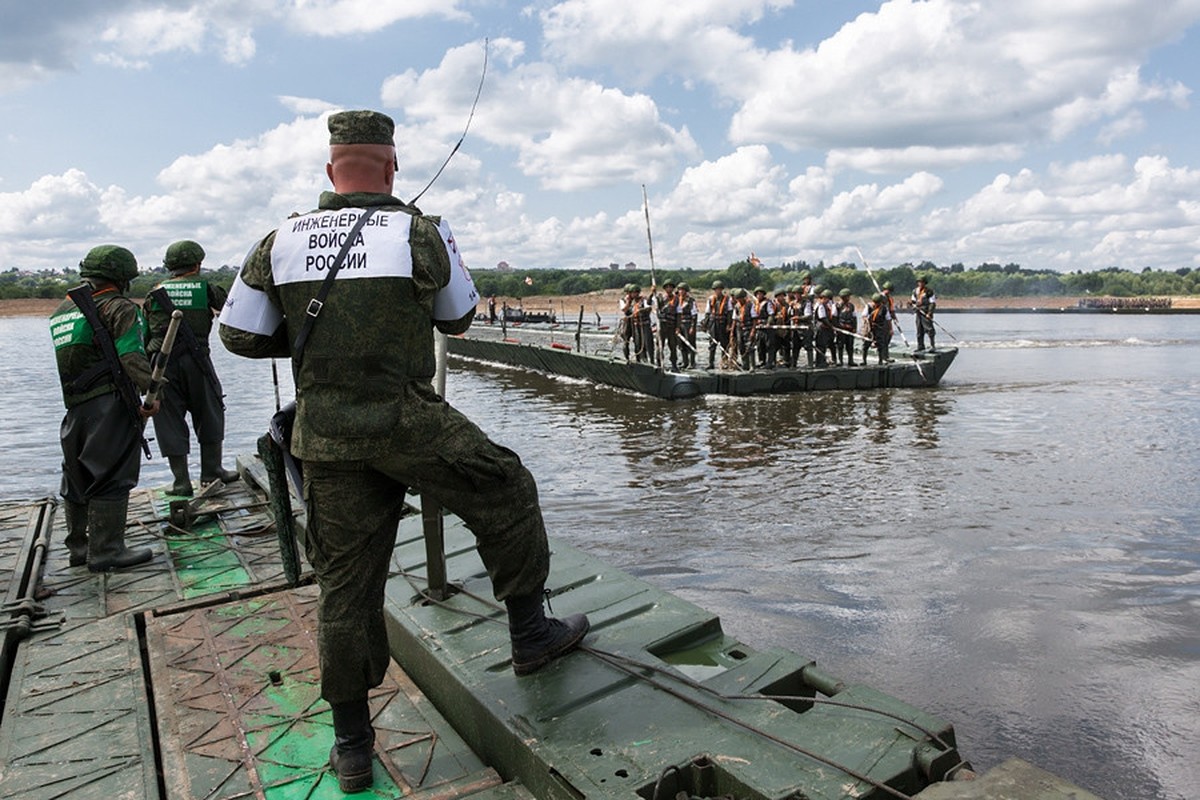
80, 245, 138, 283
883, 281, 894, 290
774, 288, 786, 296
163, 239, 205, 272
812, 284, 823, 295
871, 292, 883, 302
677, 282, 690, 292
821, 289, 833, 298
630, 283, 641, 292
663, 278, 677, 288
712, 280, 725, 290
839, 288, 851, 297
800, 272, 811, 280
623, 283, 635, 293
916, 275, 928, 284
754, 285, 766, 294
787, 284, 798, 293
734, 288, 748, 299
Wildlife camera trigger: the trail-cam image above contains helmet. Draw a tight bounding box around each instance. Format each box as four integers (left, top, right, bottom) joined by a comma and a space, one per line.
883, 281, 894, 290
677, 282, 690, 292
623, 283, 635, 293
821, 289, 833, 298
787, 285, 798, 294
711, 280, 725, 290
800, 272, 811, 280
80, 245, 138, 283
630, 283, 641, 293
663, 278, 677, 288
871, 293, 883, 302
812, 284, 823, 295
838, 288, 851, 297
163, 239, 205, 272
734, 288, 748, 299
754, 285, 766, 294
916, 275, 928, 284
774, 288, 786, 296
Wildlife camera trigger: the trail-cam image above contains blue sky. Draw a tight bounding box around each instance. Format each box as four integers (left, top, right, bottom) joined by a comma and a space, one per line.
2, 1, 1199, 275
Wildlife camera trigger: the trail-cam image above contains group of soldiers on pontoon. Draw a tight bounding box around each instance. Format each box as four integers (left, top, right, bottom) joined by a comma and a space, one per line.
617, 273, 938, 372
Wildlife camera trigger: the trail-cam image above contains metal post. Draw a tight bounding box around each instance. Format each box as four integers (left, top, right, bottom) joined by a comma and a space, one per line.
422, 331, 449, 600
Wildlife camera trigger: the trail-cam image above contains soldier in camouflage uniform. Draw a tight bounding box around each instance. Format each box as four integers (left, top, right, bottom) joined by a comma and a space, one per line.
143, 240, 238, 496
218, 110, 589, 794
49, 245, 157, 572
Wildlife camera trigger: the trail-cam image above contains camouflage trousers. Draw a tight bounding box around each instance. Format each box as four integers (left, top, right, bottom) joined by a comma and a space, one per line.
302, 390, 550, 704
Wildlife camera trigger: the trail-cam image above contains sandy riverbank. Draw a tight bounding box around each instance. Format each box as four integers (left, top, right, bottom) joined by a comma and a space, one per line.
5, 293, 1199, 319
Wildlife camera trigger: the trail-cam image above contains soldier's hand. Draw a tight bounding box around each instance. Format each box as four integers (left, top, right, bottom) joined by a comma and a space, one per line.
139, 399, 160, 419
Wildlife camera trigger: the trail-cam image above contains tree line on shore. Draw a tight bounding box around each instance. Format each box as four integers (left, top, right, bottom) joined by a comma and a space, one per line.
3, 260, 1198, 302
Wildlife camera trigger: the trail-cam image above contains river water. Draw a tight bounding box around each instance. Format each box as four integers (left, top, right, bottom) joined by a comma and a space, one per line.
3, 311, 1198, 800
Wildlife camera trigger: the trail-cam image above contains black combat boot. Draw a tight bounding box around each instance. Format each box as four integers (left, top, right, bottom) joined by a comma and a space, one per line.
63, 499, 89, 567
167, 455, 193, 497
199, 442, 239, 484
329, 699, 374, 793
506, 591, 590, 676
87, 496, 153, 572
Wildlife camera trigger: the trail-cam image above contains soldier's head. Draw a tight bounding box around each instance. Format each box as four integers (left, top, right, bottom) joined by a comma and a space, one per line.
712, 280, 725, 294
916, 275, 928, 286
663, 279, 676, 292
326, 110, 397, 195
163, 240, 205, 274
677, 282, 690, 294
79, 245, 138, 290
882, 281, 894, 292
839, 288, 851, 299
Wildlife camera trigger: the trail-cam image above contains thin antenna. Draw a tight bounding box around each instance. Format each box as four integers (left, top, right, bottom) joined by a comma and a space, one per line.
409, 38, 489, 206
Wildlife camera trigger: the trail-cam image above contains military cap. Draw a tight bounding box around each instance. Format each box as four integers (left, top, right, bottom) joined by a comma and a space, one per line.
883, 281, 894, 290
677, 282, 690, 292
79, 244, 138, 282
712, 280, 725, 290
163, 239, 205, 271
328, 110, 396, 146
839, 288, 851, 297
821, 289, 833, 298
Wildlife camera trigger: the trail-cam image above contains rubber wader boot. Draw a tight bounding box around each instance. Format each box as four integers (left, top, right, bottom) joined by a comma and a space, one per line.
87, 496, 152, 573
63, 499, 89, 567
167, 455, 193, 497
329, 700, 374, 793
199, 442, 239, 484
506, 592, 590, 676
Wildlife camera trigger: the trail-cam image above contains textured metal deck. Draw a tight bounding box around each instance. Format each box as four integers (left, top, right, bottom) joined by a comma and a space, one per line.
0, 484, 524, 800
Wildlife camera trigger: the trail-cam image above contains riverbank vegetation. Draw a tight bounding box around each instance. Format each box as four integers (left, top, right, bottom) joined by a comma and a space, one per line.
3, 260, 1197, 302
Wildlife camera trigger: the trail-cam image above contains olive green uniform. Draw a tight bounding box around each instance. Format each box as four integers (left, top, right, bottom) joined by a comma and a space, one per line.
51, 281, 152, 502
219, 191, 548, 704
144, 272, 228, 456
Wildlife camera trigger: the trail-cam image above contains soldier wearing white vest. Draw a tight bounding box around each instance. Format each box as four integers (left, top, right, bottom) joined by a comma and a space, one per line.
218, 110, 589, 794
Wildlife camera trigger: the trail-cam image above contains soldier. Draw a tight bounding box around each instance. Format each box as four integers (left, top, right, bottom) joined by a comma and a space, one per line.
675, 283, 699, 369
880, 280, 898, 355
631, 284, 656, 364
798, 279, 816, 366
218, 110, 588, 793
657, 279, 679, 370
867, 293, 892, 363
49, 245, 158, 572
911, 275, 937, 351
618, 283, 636, 360
703, 280, 733, 370
813, 289, 837, 367
835, 288, 857, 366
732, 288, 755, 370
143, 240, 238, 496
751, 286, 774, 368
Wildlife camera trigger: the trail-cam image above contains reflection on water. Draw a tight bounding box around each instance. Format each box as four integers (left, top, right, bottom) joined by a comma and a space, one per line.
3, 312, 1199, 800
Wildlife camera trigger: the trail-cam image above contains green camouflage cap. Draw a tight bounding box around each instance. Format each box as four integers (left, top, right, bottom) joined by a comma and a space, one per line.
79, 244, 138, 282
163, 239, 205, 271
328, 110, 395, 146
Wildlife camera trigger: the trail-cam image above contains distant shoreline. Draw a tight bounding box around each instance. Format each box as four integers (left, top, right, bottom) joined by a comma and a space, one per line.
5, 293, 1199, 319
